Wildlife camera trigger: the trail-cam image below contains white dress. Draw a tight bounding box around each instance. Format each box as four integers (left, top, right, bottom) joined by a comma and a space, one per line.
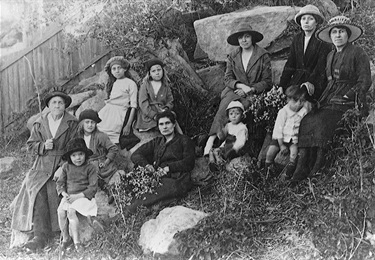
98, 77, 138, 144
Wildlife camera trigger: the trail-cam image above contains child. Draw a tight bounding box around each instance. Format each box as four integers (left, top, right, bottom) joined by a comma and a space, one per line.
77, 109, 118, 185
208, 100, 248, 172
97, 56, 138, 145
56, 138, 99, 254
135, 58, 174, 132
264, 85, 309, 178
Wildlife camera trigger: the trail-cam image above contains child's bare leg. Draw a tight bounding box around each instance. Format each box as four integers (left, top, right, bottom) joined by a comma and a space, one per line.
289, 144, 298, 164
67, 208, 80, 244
281, 143, 298, 179
265, 145, 279, 165
204, 135, 216, 156
57, 208, 69, 242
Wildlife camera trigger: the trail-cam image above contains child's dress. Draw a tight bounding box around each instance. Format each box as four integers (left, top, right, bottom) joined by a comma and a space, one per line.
98, 77, 138, 144
56, 162, 99, 216
135, 78, 174, 131
79, 131, 118, 182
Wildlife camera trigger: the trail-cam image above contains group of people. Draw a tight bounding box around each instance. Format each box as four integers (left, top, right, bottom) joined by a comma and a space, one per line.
204, 5, 371, 187
10, 55, 196, 254
10, 3, 372, 256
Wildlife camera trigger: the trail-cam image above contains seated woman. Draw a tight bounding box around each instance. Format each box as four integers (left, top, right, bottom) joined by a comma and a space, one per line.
129, 110, 195, 212
290, 16, 372, 185
203, 22, 272, 156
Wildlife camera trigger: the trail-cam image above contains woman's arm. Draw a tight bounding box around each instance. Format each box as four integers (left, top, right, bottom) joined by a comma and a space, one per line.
123, 82, 138, 135
131, 138, 156, 167
224, 55, 241, 90
251, 53, 272, 93
279, 38, 298, 91
165, 136, 195, 173
164, 85, 174, 110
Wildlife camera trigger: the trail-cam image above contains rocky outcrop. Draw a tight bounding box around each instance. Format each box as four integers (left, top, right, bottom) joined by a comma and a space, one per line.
139, 206, 209, 255
194, 6, 298, 62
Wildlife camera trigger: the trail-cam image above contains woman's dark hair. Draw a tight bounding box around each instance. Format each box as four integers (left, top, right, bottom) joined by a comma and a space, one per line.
105, 66, 133, 99
156, 110, 176, 124
237, 32, 256, 46
329, 26, 352, 39
285, 85, 307, 100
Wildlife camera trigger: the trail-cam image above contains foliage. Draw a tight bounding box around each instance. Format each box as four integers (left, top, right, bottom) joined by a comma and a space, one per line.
109, 165, 167, 223
246, 86, 287, 132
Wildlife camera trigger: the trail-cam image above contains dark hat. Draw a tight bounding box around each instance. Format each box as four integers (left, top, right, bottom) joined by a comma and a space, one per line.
62, 138, 93, 161
294, 5, 325, 26
316, 16, 363, 43
78, 109, 102, 123
145, 58, 164, 71
227, 22, 263, 46
44, 91, 72, 108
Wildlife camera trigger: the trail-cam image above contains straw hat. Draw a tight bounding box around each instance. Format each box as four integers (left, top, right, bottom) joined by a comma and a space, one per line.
227, 22, 263, 46
226, 100, 245, 112
44, 91, 72, 108
294, 5, 325, 26
316, 16, 363, 43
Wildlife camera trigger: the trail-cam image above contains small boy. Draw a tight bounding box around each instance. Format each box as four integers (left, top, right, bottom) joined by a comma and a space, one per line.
265, 85, 309, 178
209, 101, 248, 172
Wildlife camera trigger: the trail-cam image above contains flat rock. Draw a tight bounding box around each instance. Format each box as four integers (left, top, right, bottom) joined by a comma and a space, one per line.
75, 90, 107, 117
194, 6, 298, 62
0, 157, 16, 176
139, 206, 209, 255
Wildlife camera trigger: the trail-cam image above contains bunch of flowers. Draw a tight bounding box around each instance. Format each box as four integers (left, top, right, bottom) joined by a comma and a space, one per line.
245, 85, 287, 132
110, 166, 168, 212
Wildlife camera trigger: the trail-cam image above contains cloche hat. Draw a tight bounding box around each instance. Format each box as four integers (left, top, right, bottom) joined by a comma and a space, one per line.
316, 16, 363, 43
226, 100, 245, 112
104, 56, 130, 72
78, 109, 102, 123
227, 22, 263, 46
294, 5, 325, 26
44, 91, 72, 108
145, 58, 164, 71
62, 138, 93, 161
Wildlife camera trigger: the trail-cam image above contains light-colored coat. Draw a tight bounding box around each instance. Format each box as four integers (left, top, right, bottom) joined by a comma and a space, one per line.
11, 112, 78, 232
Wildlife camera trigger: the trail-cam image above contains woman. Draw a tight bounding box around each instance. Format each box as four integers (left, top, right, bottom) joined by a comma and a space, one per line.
203, 22, 272, 156
279, 4, 332, 101
11, 91, 78, 251
290, 16, 371, 184
130, 110, 195, 212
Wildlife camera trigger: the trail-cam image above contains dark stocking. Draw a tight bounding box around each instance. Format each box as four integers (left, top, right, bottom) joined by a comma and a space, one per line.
309, 147, 326, 176
290, 148, 310, 182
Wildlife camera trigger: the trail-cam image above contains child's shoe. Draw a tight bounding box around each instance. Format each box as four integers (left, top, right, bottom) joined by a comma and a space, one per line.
280, 162, 296, 180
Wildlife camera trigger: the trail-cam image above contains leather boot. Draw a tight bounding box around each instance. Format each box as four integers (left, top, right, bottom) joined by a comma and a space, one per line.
309, 147, 325, 177
290, 148, 309, 183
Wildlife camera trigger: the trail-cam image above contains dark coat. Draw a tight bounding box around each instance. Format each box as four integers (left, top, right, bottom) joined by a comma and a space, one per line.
131, 133, 195, 174
209, 45, 272, 135
11, 112, 78, 232
279, 31, 332, 100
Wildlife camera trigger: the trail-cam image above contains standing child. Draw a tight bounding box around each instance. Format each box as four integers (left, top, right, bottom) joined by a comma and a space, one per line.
77, 109, 118, 185
208, 101, 248, 172
265, 85, 309, 178
56, 138, 98, 254
97, 56, 138, 145
135, 58, 182, 133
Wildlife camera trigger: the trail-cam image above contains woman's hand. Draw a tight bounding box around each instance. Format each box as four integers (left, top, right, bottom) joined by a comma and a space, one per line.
44, 139, 54, 150
235, 83, 255, 96
99, 159, 111, 168
145, 164, 155, 173
122, 125, 131, 136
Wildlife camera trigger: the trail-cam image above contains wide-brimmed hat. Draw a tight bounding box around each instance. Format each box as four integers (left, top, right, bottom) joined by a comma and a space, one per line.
316, 16, 363, 43
227, 22, 263, 46
104, 56, 130, 72
62, 138, 93, 161
78, 109, 101, 123
294, 5, 325, 26
226, 100, 245, 112
44, 91, 72, 108
145, 58, 164, 71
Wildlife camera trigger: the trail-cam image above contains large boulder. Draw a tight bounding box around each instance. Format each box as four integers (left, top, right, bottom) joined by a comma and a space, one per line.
197, 64, 226, 93
75, 89, 107, 117
271, 59, 287, 85
139, 206, 209, 255
194, 6, 298, 62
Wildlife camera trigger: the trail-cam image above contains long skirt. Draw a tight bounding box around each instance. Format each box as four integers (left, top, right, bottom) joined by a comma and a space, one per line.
98, 104, 128, 144
298, 107, 346, 148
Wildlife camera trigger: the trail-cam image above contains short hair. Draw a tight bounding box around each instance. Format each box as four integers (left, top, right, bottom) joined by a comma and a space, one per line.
156, 110, 176, 124
285, 85, 307, 100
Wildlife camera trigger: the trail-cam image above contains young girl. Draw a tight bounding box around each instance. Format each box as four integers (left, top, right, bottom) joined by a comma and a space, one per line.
264, 85, 309, 178
56, 138, 98, 254
77, 109, 118, 184
97, 56, 138, 145
135, 58, 175, 132
208, 101, 248, 173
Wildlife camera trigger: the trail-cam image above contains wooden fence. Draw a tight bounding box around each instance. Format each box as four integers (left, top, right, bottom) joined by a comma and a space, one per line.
0, 25, 110, 133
